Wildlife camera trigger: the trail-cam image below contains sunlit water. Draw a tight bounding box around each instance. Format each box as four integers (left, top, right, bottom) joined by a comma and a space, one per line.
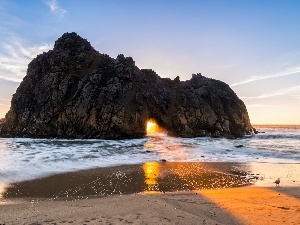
0, 125, 299, 186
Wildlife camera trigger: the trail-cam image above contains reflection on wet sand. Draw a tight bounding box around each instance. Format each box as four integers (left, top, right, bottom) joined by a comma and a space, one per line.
1, 162, 251, 200
142, 162, 250, 194
143, 162, 160, 193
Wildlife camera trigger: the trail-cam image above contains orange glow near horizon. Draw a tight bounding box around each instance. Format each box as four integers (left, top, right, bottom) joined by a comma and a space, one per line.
247, 105, 300, 126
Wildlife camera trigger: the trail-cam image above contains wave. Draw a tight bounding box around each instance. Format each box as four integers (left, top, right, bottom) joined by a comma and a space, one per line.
254, 134, 300, 139
0, 126, 300, 185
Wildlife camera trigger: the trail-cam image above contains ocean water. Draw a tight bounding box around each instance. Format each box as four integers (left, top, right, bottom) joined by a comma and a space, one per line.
0, 125, 299, 186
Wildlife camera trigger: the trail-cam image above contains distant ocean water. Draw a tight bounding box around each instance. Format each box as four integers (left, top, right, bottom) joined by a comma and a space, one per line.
0, 125, 299, 186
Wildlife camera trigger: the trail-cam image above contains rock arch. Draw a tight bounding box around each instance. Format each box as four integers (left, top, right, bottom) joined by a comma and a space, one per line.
0, 32, 255, 139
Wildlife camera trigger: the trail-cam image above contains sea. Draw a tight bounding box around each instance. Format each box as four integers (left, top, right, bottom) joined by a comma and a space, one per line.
0, 125, 299, 188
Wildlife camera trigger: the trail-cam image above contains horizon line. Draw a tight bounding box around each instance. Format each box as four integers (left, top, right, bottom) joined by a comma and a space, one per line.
252, 124, 300, 126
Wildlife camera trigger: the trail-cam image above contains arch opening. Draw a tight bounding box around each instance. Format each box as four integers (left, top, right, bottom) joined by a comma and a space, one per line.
145, 119, 165, 135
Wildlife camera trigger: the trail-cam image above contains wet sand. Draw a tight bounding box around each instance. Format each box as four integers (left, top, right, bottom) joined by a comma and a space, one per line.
0, 162, 299, 224
1, 162, 253, 200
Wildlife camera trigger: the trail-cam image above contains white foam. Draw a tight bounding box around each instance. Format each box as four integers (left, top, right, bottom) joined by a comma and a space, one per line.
0, 126, 299, 184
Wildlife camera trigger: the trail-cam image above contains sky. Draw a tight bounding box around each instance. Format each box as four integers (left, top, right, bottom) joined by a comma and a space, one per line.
0, 0, 299, 125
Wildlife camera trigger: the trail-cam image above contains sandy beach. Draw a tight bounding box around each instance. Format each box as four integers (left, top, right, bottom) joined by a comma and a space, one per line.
0, 162, 299, 224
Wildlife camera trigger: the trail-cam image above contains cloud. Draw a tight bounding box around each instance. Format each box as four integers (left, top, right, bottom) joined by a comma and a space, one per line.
292, 95, 300, 99
45, 0, 67, 18
0, 98, 10, 107
240, 85, 300, 100
0, 3, 53, 82
246, 104, 269, 108
0, 98, 10, 102
0, 37, 52, 82
231, 67, 300, 87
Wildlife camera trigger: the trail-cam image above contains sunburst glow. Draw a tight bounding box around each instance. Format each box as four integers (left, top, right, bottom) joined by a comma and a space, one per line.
146, 120, 162, 134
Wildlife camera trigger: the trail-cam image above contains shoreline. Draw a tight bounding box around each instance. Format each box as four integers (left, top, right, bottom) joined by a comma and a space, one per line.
1, 162, 253, 200
0, 162, 299, 224
0, 186, 299, 225
1, 162, 299, 200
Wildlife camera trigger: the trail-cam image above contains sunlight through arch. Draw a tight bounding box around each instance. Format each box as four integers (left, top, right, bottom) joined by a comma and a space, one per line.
146, 119, 165, 135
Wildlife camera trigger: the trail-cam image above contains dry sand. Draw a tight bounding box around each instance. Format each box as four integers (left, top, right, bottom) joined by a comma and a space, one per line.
0, 162, 299, 225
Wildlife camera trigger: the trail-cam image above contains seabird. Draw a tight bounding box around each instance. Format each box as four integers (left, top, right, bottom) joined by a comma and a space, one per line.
274, 178, 280, 186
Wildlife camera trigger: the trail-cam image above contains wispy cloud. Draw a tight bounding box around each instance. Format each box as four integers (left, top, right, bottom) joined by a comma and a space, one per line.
0, 98, 10, 102
292, 94, 300, 99
0, 2, 53, 82
246, 104, 269, 108
45, 0, 67, 18
0, 98, 10, 106
240, 85, 300, 100
0, 37, 52, 82
231, 67, 300, 87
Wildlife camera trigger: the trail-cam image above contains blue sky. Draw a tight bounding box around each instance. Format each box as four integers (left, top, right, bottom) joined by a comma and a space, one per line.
0, 0, 300, 124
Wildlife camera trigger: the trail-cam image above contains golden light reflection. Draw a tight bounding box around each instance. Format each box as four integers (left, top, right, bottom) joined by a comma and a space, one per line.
197, 187, 300, 225
143, 162, 161, 193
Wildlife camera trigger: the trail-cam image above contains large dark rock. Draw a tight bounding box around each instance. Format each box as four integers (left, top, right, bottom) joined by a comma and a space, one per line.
0, 32, 255, 139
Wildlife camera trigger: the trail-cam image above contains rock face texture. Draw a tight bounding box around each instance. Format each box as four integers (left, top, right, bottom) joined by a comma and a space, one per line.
0, 32, 255, 139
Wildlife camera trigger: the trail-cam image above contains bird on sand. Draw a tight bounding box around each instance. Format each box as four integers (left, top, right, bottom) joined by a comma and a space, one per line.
274, 178, 280, 186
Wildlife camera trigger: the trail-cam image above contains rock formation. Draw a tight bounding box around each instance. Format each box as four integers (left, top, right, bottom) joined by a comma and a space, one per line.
0, 32, 255, 139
